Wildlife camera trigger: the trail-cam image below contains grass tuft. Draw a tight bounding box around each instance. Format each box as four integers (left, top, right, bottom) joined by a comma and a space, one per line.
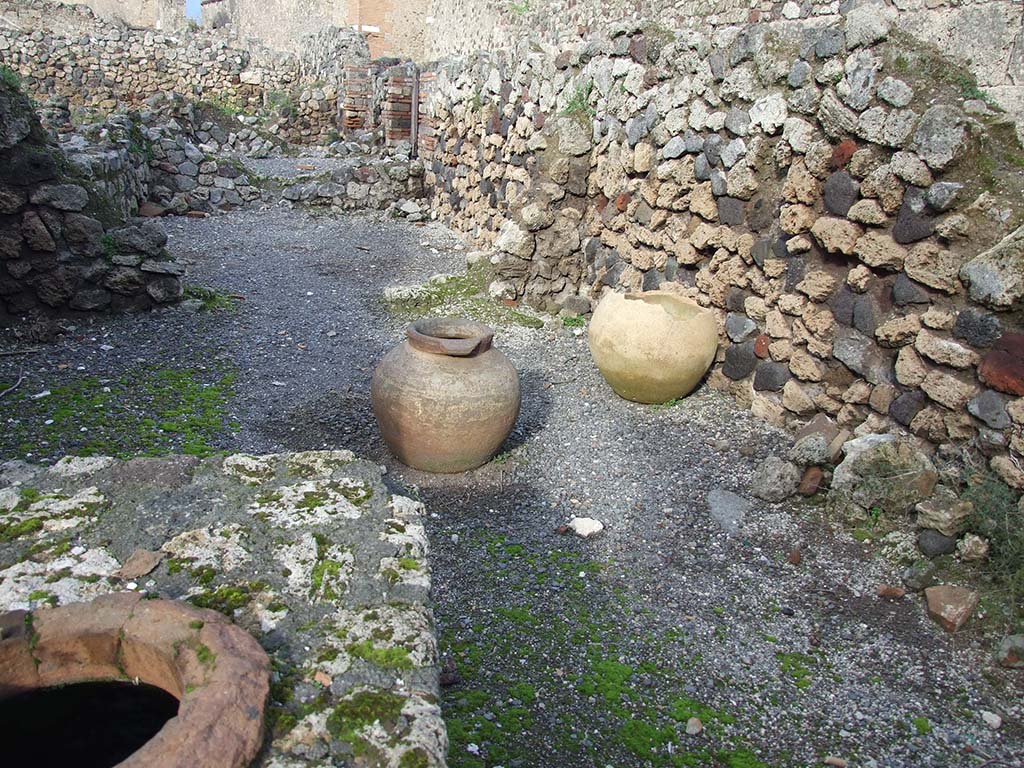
383, 262, 543, 329
560, 80, 596, 123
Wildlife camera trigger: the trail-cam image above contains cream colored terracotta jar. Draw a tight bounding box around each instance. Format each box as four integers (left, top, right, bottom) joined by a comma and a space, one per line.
588, 290, 718, 404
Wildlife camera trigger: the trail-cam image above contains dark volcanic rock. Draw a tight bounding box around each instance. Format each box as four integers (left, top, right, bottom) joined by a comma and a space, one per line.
953, 309, 1002, 348
823, 171, 859, 216
753, 362, 790, 391
889, 391, 927, 427
892, 187, 935, 244
723, 341, 758, 380
918, 529, 957, 558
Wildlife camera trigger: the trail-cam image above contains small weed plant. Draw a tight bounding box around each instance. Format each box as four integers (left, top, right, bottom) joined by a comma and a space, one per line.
964, 471, 1024, 627
184, 284, 239, 312
1, 65, 20, 89
560, 81, 596, 122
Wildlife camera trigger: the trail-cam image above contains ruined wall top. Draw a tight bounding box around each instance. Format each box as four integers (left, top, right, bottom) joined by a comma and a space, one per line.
0, 0, 370, 81
202, 0, 428, 61
52, 0, 188, 31
423, 0, 1023, 123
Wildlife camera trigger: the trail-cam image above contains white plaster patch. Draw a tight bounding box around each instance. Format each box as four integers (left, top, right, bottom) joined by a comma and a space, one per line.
285, 450, 356, 479
394, 694, 449, 767
278, 532, 354, 601
251, 479, 369, 528
49, 456, 115, 478
347, 692, 448, 767
311, 544, 354, 603
0, 547, 120, 611
263, 759, 310, 768
388, 494, 425, 520
380, 518, 429, 560
222, 453, 277, 485
162, 523, 251, 571
251, 591, 290, 633
2, 487, 107, 537
278, 532, 319, 596
275, 711, 331, 756
0, 487, 20, 512
30, 487, 106, 518
379, 556, 429, 591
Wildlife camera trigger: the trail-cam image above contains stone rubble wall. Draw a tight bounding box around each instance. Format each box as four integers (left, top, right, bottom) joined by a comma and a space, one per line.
64, 94, 423, 220
418, 15, 1024, 483
0, 79, 184, 320
424, 0, 1024, 126
0, 0, 370, 146
274, 156, 426, 215
0, 79, 419, 321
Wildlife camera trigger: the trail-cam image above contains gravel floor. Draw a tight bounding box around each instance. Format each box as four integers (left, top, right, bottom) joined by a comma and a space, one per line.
1, 206, 1021, 768
244, 156, 366, 180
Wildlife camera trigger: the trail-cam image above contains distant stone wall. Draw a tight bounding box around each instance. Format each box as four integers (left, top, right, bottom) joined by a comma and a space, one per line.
203, 0, 351, 53
55, 0, 188, 30
0, 0, 370, 146
72, 92, 424, 218
424, 0, 1024, 124
418, 14, 1024, 483
0, 80, 183, 320
202, 0, 427, 60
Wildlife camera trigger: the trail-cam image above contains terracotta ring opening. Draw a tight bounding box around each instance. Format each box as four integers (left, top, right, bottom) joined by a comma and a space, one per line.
0, 592, 270, 768
407, 317, 495, 356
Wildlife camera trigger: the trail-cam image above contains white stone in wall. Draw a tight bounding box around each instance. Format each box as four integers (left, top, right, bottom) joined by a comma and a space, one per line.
750, 93, 788, 135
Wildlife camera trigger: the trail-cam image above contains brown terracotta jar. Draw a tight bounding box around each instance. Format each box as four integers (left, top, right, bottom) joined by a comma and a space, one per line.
371, 318, 521, 473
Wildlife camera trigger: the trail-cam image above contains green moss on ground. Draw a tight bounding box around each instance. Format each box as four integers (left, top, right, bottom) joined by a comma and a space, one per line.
439, 534, 786, 768
775, 652, 817, 690
0, 364, 238, 460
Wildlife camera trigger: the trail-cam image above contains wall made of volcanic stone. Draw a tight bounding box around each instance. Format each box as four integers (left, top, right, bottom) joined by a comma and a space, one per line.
418, 15, 1024, 484
0, 80, 184, 319
65, 93, 423, 219
424, 0, 1024, 127
0, 0, 370, 146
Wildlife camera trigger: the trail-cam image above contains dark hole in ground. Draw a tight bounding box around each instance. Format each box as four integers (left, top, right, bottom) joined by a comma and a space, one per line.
0, 680, 180, 768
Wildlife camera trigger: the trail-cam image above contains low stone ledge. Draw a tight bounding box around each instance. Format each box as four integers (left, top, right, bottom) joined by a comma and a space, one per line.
0, 450, 446, 767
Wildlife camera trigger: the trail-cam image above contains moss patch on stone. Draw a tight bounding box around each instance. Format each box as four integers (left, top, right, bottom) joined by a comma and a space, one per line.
325, 689, 406, 742
183, 284, 240, 312
189, 582, 266, 615
347, 639, 414, 670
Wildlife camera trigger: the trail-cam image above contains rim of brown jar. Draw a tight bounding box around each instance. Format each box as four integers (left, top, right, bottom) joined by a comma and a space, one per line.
406, 317, 495, 357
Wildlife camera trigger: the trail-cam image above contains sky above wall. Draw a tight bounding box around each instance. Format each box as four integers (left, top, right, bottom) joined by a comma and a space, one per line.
186, 0, 200, 20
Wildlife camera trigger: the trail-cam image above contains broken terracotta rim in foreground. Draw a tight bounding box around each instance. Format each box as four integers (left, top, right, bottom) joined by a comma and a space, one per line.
0, 592, 270, 768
